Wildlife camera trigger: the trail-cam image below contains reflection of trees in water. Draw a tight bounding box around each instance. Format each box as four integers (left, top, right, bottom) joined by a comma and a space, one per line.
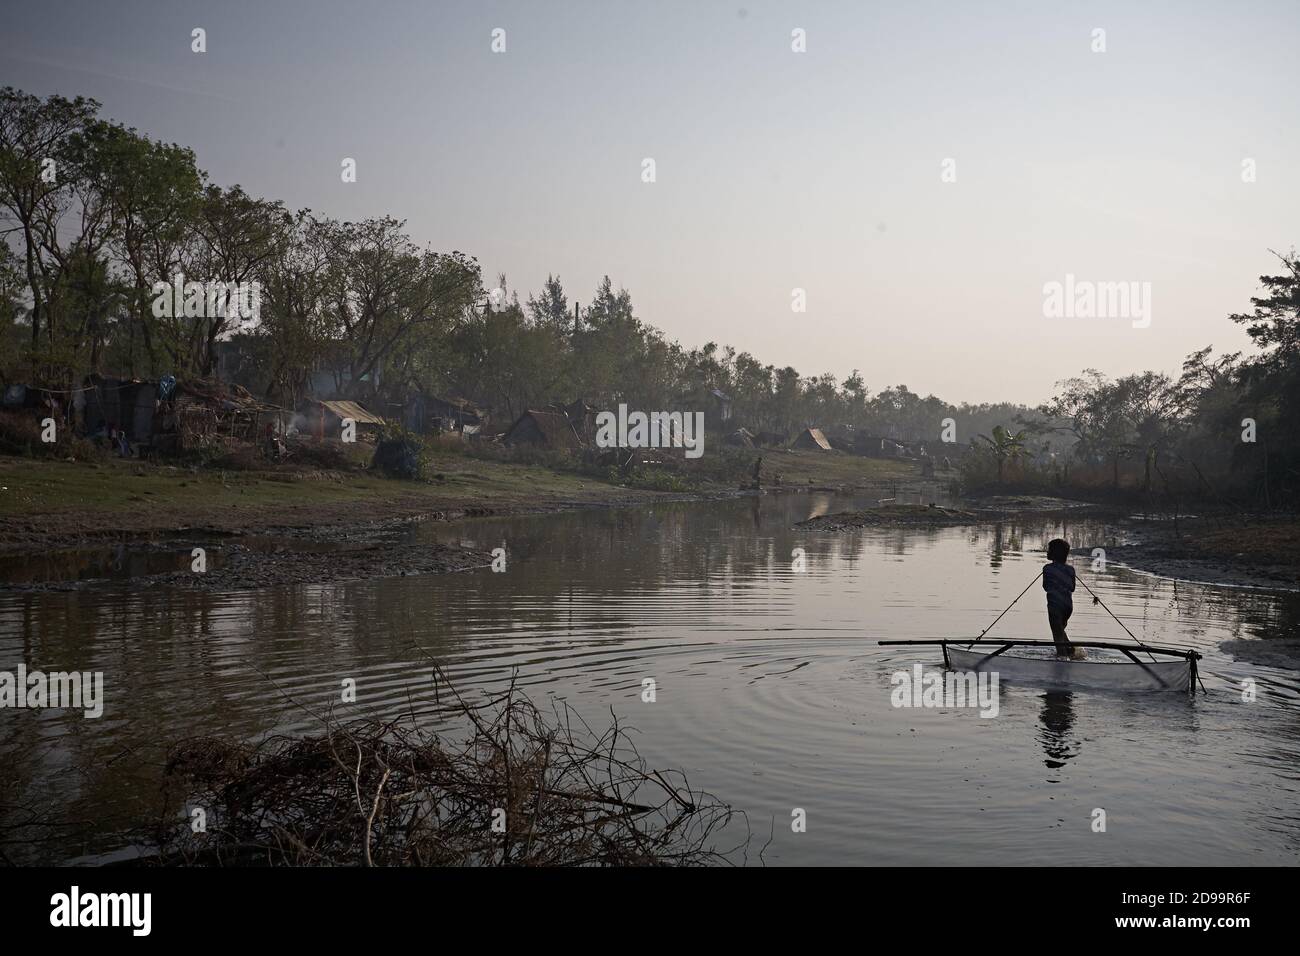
830, 531, 854, 566
1038, 690, 1081, 773
1244, 589, 1300, 640
1110, 569, 1300, 647
990, 524, 1007, 567
973, 522, 1034, 567
964, 518, 1125, 569
0, 575, 506, 864
0, 545, 197, 585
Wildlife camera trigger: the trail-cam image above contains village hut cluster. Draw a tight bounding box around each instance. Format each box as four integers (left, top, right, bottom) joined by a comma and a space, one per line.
2, 370, 961, 480
727, 421, 961, 472
0, 371, 491, 465
3, 375, 291, 458
493, 392, 968, 489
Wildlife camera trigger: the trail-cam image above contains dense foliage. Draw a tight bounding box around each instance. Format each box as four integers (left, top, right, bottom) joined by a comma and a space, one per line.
2, 88, 1297, 504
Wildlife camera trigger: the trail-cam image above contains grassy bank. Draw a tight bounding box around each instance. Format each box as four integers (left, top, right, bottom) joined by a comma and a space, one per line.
0, 447, 918, 550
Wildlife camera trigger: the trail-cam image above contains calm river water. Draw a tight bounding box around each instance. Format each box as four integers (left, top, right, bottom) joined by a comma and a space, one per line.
3, 493, 1299, 865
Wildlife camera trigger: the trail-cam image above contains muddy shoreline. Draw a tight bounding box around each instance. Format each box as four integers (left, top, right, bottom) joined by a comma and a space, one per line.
5, 469, 1297, 594
3, 539, 497, 593
0, 480, 755, 550
1108, 548, 1300, 592
0, 483, 854, 592
0, 490, 682, 553
0, 490, 742, 592
795, 504, 985, 531
1105, 516, 1300, 592
0, 472, 967, 592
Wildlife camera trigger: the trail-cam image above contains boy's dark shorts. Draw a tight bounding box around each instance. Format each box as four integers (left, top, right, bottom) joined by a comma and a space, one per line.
1048, 604, 1072, 648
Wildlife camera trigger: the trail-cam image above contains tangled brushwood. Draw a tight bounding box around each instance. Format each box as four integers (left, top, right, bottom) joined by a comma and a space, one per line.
152, 677, 740, 866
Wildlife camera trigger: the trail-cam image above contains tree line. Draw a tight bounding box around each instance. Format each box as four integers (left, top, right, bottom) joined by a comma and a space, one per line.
2, 87, 1297, 504
0, 88, 1049, 436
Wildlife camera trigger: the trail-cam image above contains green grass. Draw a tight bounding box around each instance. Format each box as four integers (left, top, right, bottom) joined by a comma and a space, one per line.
0, 454, 609, 516
0, 446, 921, 546
753, 448, 917, 486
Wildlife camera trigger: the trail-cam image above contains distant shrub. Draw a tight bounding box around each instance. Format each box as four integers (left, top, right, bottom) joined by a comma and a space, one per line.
456, 438, 576, 472
207, 446, 262, 471
372, 436, 424, 480
394, 428, 756, 490
606, 465, 696, 493
0, 409, 102, 460
684, 445, 758, 484
283, 437, 363, 471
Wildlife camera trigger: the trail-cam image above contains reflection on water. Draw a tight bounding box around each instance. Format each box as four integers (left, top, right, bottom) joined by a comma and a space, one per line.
0, 542, 215, 585
1, 493, 1299, 865
1038, 691, 1080, 774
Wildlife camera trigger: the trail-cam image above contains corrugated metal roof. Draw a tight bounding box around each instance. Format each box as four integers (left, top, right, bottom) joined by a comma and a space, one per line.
318, 400, 386, 426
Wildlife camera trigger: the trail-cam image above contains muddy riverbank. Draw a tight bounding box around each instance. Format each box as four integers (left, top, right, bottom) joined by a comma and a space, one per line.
0, 450, 938, 589
794, 495, 1102, 531
7, 450, 1298, 594
1107, 514, 1300, 592
795, 504, 984, 530
3, 538, 495, 593
0, 450, 923, 553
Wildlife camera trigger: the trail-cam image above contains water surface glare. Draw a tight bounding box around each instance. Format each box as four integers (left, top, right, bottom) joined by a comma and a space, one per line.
2, 493, 1299, 865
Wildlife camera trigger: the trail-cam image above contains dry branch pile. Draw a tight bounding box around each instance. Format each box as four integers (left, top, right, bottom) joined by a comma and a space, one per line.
153, 678, 738, 866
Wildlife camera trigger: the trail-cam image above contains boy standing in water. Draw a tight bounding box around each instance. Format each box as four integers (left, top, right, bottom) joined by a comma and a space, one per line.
1044, 539, 1083, 659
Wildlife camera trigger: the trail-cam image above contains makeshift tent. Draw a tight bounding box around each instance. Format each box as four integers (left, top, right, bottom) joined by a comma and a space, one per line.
503, 409, 582, 451
792, 427, 832, 451
298, 399, 386, 440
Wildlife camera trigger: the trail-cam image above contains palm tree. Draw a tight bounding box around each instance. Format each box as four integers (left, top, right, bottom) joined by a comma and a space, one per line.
977, 425, 1030, 483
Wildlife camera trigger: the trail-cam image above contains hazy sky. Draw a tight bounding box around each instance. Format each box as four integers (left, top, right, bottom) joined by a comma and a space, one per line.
3, 1, 1297, 404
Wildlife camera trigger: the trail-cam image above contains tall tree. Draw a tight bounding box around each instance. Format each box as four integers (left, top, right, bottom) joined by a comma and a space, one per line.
318, 216, 480, 398
526, 274, 571, 333
92, 122, 203, 375
0, 88, 100, 370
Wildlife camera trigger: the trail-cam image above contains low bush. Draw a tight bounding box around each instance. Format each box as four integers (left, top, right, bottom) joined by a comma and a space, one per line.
0, 409, 103, 461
